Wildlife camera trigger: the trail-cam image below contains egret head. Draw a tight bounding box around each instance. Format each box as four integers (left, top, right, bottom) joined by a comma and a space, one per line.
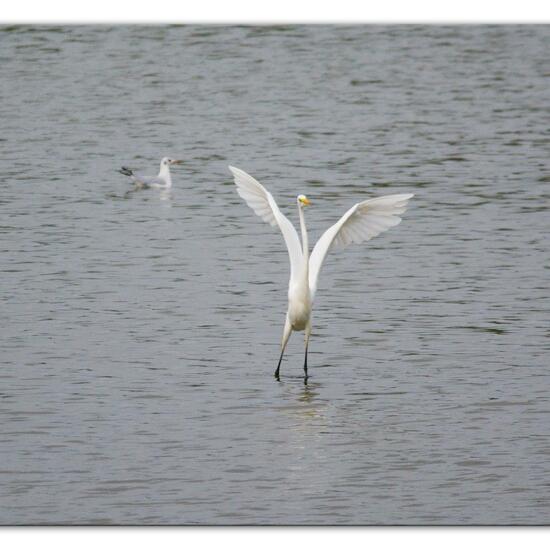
161, 157, 183, 166
297, 194, 311, 207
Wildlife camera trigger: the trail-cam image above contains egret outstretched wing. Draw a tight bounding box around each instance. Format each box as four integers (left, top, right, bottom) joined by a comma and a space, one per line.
229, 166, 303, 284
308, 193, 414, 297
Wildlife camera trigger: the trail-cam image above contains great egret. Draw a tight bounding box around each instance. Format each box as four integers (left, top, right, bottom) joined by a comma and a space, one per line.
118, 157, 183, 189
229, 165, 414, 382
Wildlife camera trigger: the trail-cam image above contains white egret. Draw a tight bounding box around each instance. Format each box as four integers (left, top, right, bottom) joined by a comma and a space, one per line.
118, 157, 183, 189
229, 165, 414, 382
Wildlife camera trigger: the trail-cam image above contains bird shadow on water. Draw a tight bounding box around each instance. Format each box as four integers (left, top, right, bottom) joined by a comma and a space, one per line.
106, 187, 173, 206
104, 187, 143, 200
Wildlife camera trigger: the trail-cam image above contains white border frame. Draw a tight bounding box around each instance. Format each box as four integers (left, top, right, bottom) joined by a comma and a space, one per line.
1, 1, 550, 23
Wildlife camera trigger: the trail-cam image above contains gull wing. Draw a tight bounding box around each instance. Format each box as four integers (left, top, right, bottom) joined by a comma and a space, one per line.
229, 166, 303, 284
132, 173, 166, 186
308, 193, 414, 297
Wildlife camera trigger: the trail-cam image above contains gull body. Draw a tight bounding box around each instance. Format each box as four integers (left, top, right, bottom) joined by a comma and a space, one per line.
118, 157, 183, 189
229, 166, 414, 383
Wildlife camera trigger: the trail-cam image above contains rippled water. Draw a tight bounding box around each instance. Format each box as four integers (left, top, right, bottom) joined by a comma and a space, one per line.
1, 25, 549, 525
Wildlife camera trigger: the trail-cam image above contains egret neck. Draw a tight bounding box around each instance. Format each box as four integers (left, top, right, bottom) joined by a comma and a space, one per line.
297, 197, 310, 284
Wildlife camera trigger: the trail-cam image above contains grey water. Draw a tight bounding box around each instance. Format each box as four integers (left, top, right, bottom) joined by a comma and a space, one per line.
1, 25, 549, 525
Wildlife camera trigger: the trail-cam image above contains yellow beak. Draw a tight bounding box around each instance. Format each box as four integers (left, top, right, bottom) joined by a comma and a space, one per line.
301, 197, 311, 206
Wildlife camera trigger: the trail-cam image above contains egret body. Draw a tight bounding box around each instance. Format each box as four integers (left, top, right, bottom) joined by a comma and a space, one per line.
229, 166, 413, 382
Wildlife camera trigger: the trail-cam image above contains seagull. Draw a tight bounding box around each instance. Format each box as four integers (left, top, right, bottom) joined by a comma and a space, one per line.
118, 157, 183, 189
229, 165, 414, 383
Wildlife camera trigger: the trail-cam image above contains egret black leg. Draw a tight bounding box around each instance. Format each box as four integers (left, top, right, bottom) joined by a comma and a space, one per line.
275, 317, 292, 380
303, 345, 309, 384
275, 348, 286, 380
303, 321, 311, 384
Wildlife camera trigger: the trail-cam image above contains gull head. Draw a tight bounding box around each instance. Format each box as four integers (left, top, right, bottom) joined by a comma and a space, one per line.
161, 157, 183, 166
297, 194, 311, 206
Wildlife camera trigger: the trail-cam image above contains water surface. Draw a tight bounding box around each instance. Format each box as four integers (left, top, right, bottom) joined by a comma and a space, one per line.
1, 25, 549, 524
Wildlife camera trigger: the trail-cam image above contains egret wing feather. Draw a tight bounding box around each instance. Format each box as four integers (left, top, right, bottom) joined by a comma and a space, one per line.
309, 193, 414, 297
229, 166, 303, 284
